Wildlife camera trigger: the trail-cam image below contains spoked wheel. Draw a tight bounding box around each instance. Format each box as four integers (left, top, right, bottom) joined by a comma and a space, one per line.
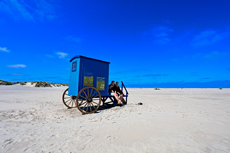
76, 87, 101, 114
62, 88, 77, 108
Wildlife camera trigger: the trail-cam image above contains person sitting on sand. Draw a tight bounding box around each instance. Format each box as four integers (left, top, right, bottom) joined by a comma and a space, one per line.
111, 82, 124, 104
109, 81, 122, 104
108, 81, 115, 95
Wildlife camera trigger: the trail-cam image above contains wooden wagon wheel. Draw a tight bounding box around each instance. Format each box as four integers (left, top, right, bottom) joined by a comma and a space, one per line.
76, 87, 101, 114
62, 88, 77, 108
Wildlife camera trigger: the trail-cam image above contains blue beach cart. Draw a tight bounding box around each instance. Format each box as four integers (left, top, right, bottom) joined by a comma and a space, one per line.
62, 55, 129, 114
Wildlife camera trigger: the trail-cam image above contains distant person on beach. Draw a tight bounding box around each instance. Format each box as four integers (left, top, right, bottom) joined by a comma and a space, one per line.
111, 82, 124, 104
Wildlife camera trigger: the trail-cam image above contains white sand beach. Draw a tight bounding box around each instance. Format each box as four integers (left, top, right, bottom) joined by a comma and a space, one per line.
0, 86, 230, 153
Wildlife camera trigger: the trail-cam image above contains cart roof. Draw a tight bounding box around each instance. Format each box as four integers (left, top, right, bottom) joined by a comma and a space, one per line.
70, 55, 110, 64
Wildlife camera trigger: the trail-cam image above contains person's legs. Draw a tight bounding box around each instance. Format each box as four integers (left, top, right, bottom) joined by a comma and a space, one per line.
118, 93, 126, 104
112, 91, 123, 104
117, 93, 123, 101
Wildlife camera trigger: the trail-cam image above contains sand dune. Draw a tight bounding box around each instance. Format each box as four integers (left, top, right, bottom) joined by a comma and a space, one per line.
0, 86, 229, 152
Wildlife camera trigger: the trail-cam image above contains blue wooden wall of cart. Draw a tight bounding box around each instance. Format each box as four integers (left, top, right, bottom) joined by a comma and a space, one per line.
62, 55, 129, 114
69, 55, 110, 96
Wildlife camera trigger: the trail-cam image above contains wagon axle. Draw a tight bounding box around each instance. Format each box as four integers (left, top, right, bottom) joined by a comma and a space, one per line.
87, 97, 92, 102
72, 96, 76, 99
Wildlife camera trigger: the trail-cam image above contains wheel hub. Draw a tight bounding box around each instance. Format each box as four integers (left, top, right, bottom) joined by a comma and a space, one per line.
87, 97, 92, 102
72, 96, 76, 100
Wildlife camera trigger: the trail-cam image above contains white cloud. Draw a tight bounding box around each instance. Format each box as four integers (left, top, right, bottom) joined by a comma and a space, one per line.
7, 64, 26, 68
0, 47, 10, 52
66, 36, 82, 43
0, 0, 57, 22
192, 28, 230, 47
143, 26, 174, 44
56, 52, 68, 58
12, 73, 23, 75
45, 54, 54, 58
193, 29, 217, 42
162, 20, 170, 24
204, 51, 229, 60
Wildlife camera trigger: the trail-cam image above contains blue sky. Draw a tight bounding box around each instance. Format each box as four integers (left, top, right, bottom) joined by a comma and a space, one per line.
0, 0, 230, 87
